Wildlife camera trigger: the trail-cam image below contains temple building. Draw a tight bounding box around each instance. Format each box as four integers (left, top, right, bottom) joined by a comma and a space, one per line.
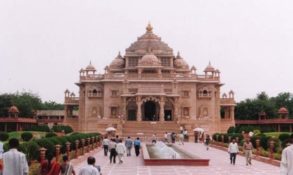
64, 24, 236, 137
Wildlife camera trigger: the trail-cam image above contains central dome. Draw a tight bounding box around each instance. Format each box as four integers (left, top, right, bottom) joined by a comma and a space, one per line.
138, 53, 161, 67
125, 23, 173, 55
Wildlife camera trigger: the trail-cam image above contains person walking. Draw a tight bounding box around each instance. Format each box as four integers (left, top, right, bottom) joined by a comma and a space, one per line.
116, 139, 126, 164
151, 134, 157, 144
60, 155, 75, 175
281, 134, 293, 175
109, 139, 117, 164
134, 137, 141, 156
164, 132, 168, 143
205, 134, 211, 150
243, 138, 253, 166
102, 136, 110, 156
178, 132, 184, 145
228, 138, 239, 165
2, 138, 29, 175
78, 156, 100, 175
125, 136, 133, 156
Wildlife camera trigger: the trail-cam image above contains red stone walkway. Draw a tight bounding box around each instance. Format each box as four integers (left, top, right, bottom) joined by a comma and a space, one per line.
72, 142, 280, 175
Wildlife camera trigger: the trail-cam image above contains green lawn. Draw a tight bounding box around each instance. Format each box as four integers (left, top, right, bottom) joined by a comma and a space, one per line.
263, 132, 291, 138
8, 131, 47, 139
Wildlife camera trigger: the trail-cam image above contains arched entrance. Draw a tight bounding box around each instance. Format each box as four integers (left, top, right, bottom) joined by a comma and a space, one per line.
142, 101, 160, 121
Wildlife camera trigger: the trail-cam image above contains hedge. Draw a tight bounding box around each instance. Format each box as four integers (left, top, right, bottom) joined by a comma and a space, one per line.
21, 132, 33, 141
24, 125, 50, 132
51, 125, 73, 134
45, 132, 57, 138
0, 132, 9, 141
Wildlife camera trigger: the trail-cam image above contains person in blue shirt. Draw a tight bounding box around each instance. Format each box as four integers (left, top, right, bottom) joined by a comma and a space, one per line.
133, 138, 141, 157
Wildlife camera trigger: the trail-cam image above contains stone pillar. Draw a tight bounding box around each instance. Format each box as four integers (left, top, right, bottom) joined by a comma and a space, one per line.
269, 140, 275, 160
122, 97, 127, 120
81, 139, 85, 155
75, 140, 79, 158
158, 69, 162, 78
173, 97, 179, 121
136, 96, 142, 121
55, 144, 61, 161
138, 69, 142, 79
87, 138, 91, 152
66, 142, 71, 159
39, 147, 47, 162
256, 138, 260, 157
159, 98, 165, 122
230, 106, 235, 120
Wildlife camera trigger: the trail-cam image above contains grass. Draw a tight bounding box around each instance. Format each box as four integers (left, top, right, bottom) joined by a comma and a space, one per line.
263, 132, 291, 138
8, 131, 47, 139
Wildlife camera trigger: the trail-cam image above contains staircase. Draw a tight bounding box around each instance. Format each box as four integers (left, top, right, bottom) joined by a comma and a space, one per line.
122, 121, 180, 140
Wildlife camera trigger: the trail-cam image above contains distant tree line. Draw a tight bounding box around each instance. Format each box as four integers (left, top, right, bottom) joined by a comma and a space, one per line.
235, 92, 293, 120
0, 92, 64, 117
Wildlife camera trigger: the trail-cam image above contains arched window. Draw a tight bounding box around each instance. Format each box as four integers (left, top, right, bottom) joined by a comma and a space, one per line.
203, 90, 208, 96
92, 89, 97, 96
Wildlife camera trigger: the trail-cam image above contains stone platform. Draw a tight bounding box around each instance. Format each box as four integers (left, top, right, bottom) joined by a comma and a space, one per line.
72, 142, 280, 175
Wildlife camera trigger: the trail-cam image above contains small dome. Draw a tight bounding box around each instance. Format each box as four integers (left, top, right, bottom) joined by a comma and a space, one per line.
174, 52, 189, 69
9, 105, 19, 113
204, 62, 215, 72
138, 53, 161, 67
109, 52, 125, 69
85, 62, 96, 71
278, 107, 288, 114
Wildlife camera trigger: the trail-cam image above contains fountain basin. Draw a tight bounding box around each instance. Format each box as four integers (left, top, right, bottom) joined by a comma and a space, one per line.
142, 143, 209, 166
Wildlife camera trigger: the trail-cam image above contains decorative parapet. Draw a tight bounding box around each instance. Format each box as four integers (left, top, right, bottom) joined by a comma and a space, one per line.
220, 98, 236, 106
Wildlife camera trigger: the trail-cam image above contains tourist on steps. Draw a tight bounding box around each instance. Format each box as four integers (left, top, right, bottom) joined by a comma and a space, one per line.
102, 136, 110, 156
109, 139, 117, 164
134, 138, 141, 156
228, 138, 239, 165
281, 134, 293, 175
116, 139, 126, 164
151, 134, 157, 144
125, 136, 133, 156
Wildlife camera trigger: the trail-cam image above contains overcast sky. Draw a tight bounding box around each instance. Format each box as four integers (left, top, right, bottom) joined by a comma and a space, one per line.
0, 0, 292, 103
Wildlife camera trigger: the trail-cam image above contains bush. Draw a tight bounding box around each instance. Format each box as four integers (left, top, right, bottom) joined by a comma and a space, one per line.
35, 138, 55, 160
279, 133, 291, 148
0, 132, 9, 141
21, 132, 33, 141
45, 132, 57, 138
19, 141, 40, 161
51, 125, 73, 134
227, 126, 236, 134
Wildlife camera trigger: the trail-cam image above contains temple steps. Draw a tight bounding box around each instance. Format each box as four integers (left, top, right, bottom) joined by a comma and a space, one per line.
121, 121, 180, 139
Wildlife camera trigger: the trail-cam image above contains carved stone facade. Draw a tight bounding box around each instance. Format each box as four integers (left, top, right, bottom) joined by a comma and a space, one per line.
64, 24, 235, 136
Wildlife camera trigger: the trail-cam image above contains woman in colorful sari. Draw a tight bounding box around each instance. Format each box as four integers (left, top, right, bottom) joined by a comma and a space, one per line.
47, 157, 61, 175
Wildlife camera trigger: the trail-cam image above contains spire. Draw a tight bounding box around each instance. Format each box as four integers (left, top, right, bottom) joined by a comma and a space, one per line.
176, 51, 182, 59
146, 22, 153, 32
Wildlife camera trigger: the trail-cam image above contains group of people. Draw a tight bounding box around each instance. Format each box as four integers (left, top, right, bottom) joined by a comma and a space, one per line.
227, 138, 254, 166
102, 135, 141, 164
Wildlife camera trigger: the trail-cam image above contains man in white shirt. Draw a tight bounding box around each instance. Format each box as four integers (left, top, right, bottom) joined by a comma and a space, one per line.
2, 138, 29, 175
102, 136, 110, 156
281, 134, 293, 175
228, 138, 239, 165
116, 139, 126, 164
79, 156, 100, 175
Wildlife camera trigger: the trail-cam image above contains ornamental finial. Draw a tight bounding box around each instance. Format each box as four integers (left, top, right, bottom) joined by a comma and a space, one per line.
146, 22, 153, 32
